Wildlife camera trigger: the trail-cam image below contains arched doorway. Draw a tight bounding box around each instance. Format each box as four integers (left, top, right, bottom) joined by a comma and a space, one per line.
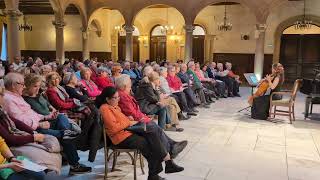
192, 25, 206, 64
280, 25, 320, 83
150, 25, 167, 62
118, 26, 140, 62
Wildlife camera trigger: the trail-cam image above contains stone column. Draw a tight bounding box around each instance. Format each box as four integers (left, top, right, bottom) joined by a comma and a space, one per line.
52, 20, 66, 64
3, 9, 22, 63
82, 29, 90, 60
254, 24, 267, 80
124, 25, 134, 61
184, 24, 194, 62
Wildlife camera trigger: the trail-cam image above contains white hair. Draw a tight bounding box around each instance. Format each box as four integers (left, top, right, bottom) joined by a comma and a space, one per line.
4, 72, 24, 89
143, 65, 154, 77
115, 74, 131, 90
188, 61, 195, 68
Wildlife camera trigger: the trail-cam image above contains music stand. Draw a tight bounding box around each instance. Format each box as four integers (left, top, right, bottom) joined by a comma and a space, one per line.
238, 73, 259, 113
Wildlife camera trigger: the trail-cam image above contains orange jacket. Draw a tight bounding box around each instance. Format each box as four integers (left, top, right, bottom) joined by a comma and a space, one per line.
100, 104, 132, 145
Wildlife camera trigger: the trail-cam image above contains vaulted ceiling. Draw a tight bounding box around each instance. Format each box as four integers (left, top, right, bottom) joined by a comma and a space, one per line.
0, 0, 79, 15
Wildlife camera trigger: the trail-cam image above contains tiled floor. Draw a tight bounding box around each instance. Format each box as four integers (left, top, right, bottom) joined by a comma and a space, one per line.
62, 87, 320, 180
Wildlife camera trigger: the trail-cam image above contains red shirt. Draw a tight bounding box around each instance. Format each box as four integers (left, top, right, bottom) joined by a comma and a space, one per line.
166, 74, 182, 91
118, 90, 151, 123
94, 76, 114, 91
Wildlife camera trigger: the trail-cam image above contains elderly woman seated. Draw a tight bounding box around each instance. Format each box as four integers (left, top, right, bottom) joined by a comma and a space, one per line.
194, 62, 219, 99
115, 74, 188, 158
92, 67, 114, 91
46, 72, 103, 163
63, 72, 89, 103
97, 87, 184, 180
166, 65, 199, 114
111, 63, 123, 83
22, 73, 81, 139
0, 136, 46, 180
2, 73, 91, 175
0, 87, 61, 174
159, 67, 191, 120
135, 67, 182, 132
80, 68, 101, 99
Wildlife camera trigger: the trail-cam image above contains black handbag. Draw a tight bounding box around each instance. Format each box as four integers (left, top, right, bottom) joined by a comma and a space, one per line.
125, 122, 147, 133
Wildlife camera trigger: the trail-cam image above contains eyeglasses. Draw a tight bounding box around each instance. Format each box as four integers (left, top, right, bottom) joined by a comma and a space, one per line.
111, 96, 120, 99
16, 82, 25, 86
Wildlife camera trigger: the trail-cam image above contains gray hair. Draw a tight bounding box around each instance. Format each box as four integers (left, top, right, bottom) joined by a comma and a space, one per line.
143, 65, 154, 77
97, 67, 110, 74
187, 61, 195, 68
4, 72, 24, 89
115, 74, 131, 90
159, 67, 167, 75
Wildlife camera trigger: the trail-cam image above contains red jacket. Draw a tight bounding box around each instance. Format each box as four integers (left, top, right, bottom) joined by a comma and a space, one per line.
46, 87, 77, 110
0, 116, 35, 147
118, 90, 151, 123
94, 76, 114, 91
166, 74, 183, 91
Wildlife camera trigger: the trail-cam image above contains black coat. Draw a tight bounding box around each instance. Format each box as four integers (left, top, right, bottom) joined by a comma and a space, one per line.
135, 80, 161, 114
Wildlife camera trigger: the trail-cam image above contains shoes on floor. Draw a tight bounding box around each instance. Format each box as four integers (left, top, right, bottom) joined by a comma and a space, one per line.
171, 140, 188, 159
69, 163, 92, 175
165, 160, 184, 174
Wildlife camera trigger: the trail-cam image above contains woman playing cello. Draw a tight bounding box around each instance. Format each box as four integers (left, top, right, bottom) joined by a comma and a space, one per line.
250, 63, 284, 120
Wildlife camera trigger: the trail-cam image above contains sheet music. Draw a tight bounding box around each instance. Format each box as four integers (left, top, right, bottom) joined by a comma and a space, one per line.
18, 159, 47, 172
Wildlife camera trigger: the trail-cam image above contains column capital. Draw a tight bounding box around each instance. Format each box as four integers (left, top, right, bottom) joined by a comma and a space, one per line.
3, 9, 22, 19
124, 25, 135, 33
52, 20, 66, 29
184, 25, 195, 33
256, 24, 267, 32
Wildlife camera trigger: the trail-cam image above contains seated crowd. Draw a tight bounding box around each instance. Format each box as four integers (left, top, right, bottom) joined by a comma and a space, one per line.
0, 56, 241, 180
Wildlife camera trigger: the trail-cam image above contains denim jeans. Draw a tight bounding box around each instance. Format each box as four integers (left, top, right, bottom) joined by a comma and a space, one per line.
37, 114, 71, 138
148, 107, 171, 129
8, 170, 45, 180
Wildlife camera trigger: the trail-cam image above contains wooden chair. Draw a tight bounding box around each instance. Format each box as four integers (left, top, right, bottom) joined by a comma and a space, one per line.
102, 124, 145, 180
269, 79, 302, 124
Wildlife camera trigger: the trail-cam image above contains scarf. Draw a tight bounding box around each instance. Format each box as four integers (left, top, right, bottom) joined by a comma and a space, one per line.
0, 108, 29, 136
55, 85, 69, 101
84, 80, 95, 92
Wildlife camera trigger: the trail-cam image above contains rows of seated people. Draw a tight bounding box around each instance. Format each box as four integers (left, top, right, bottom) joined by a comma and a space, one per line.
0, 56, 241, 180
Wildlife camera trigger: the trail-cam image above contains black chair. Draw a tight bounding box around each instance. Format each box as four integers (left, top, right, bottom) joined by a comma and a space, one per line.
102, 123, 145, 180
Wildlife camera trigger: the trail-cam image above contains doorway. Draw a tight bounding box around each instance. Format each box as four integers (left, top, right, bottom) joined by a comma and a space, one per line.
280, 25, 320, 83
192, 25, 205, 64
150, 25, 167, 62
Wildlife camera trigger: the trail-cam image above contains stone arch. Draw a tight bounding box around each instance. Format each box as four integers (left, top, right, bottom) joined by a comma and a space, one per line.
131, 4, 186, 26
273, 15, 320, 63
89, 19, 102, 37
63, 1, 88, 29
191, 0, 262, 24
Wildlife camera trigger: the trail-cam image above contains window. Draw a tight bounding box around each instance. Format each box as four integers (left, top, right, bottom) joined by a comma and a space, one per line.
1, 24, 7, 61
193, 25, 205, 36
151, 25, 167, 36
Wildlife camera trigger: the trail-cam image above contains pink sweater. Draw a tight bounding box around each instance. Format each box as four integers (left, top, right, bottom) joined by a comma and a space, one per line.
80, 80, 102, 97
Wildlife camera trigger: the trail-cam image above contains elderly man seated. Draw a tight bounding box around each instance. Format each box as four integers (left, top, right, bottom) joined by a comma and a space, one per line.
115, 74, 188, 158
226, 62, 242, 84
2, 73, 92, 175
216, 63, 240, 97
178, 63, 210, 108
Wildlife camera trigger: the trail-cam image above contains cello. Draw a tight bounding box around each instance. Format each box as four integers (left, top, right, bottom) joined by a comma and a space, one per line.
247, 78, 271, 105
